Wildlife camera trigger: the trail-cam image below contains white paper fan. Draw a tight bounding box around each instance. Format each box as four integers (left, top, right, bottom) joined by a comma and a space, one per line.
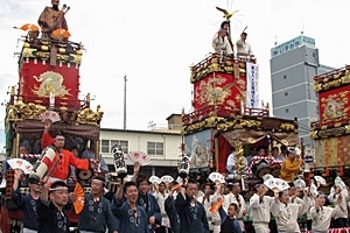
7, 158, 33, 174
262, 174, 274, 182
293, 178, 306, 188
209, 172, 225, 184
161, 175, 174, 183
149, 175, 161, 184
264, 177, 290, 192
334, 176, 346, 190
40, 110, 61, 123
0, 178, 6, 189
310, 182, 318, 196
314, 176, 326, 185
124, 175, 133, 182
127, 151, 151, 166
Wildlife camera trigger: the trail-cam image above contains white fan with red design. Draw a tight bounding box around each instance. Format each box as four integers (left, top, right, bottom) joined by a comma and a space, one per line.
40, 110, 61, 123
127, 151, 151, 166
7, 158, 33, 174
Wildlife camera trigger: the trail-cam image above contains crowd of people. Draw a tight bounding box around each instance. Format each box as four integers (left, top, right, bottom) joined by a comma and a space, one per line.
7, 151, 350, 233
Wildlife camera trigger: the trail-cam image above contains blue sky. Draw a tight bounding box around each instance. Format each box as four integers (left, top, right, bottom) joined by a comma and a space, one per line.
1, 0, 350, 152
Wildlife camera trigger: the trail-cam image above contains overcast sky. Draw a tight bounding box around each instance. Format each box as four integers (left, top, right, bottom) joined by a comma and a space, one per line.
1, 0, 350, 151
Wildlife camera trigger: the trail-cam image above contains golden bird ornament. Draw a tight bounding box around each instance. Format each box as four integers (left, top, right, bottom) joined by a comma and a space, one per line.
215, 6, 239, 21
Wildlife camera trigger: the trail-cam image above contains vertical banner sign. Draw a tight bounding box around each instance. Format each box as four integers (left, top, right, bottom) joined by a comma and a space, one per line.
246, 62, 259, 108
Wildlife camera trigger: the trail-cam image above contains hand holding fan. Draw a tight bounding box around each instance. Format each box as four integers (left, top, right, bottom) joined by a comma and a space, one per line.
314, 176, 326, 186
264, 177, 290, 192
127, 151, 151, 166
210, 198, 224, 213
262, 174, 274, 182
73, 183, 84, 214
293, 178, 306, 188
209, 172, 226, 185
161, 175, 174, 184
40, 110, 61, 123
171, 176, 183, 191
149, 175, 161, 184
334, 176, 346, 191
7, 158, 33, 174
310, 181, 318, 196
124, 175, 133, 182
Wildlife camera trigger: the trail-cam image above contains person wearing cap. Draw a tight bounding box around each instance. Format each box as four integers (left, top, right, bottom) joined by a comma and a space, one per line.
11, 169, 42, 233
153, 181, 171, 233
249, 184, 274, 233
37, 180, 70, 233
37, 120, 91, 183
236, 32, 254, 58
175, 178, 210, 233
327, 183, 350, 228
279, 148, 302, 183
310, 191, 336, 233
224, 181, 247, 232
112, 180, 149, 233
75, 175, 118, 233
270, 189, 309, 233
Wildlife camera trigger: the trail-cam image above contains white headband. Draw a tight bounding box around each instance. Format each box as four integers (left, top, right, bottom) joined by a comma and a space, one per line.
49, 187, 68, 191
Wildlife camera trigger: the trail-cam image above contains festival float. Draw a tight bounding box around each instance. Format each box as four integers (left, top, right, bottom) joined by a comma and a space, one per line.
0, 5, 103, 233
181, 6, 300, 192
310, 65, 350, 184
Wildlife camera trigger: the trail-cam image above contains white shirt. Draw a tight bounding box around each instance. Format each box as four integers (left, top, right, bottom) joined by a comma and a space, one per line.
225, 192, 246, 231
249, 193, 274, 224
328, 189, 350, 219
310, 205, 336, 232
271, 196, 309, 233
236, 39, 253, 57
276, 153, 286, 163
226, 152, 248, 178
212, 33, 233, 56
154, 191, 170, 227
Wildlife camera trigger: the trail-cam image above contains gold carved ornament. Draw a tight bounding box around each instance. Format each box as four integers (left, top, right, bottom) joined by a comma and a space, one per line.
234, 141, 245, 180
33, 71, 72, 98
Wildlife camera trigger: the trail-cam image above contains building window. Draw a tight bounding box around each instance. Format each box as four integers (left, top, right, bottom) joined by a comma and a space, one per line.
100, 139, 129, 153
101, 140, 110, 153
285, 108, 289, 113
284, 92, 288, 96
111, 140, 129, 154
283, 75, 287, 79
147, 142, 164, 156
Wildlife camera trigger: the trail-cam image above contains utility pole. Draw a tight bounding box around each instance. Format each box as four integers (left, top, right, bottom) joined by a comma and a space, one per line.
123, 75, 127, 130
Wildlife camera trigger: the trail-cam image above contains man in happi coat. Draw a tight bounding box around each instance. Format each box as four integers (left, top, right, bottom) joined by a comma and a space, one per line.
112, 181, 149, 233
175, 178, 210, 233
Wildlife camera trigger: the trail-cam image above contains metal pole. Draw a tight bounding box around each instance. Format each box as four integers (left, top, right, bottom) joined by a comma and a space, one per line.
123, 75, 127, 130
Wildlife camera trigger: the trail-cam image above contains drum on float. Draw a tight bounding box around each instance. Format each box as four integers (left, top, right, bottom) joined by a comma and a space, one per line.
252, 160, 271, 179
270, 161, 281, 177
